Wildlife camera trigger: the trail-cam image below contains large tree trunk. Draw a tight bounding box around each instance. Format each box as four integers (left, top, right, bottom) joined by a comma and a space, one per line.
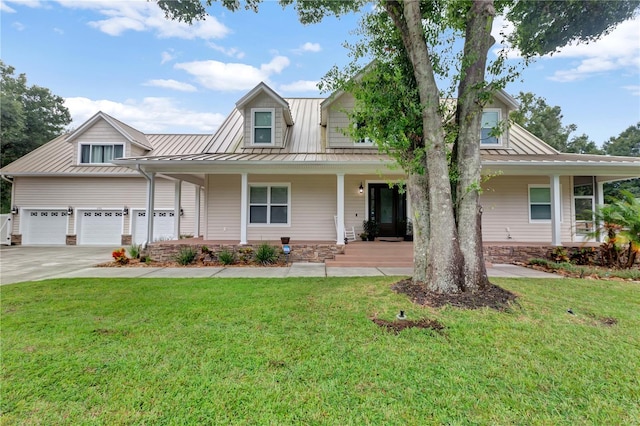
453, 0, 495, 291
386, 1, 464, 293
407, 171, 429, 283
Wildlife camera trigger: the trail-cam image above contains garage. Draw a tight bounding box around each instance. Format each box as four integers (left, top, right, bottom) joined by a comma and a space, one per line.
77, 210, 124, 245
132, 210, 176, 245
22, 209, 68, 245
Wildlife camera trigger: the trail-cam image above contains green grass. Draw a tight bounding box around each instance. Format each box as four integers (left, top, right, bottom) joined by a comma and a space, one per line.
2, 277, 639, 425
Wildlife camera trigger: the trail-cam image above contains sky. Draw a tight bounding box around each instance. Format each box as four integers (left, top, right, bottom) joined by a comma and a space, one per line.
1, 0, 639, 146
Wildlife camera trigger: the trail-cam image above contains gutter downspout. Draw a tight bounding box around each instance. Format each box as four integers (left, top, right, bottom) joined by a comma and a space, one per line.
136, 165, 155, 248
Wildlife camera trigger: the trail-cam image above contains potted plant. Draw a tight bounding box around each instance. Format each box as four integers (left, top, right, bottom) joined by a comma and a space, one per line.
362, 219, 378, 241
280, 237, 290, 244
359, 232, 368, 241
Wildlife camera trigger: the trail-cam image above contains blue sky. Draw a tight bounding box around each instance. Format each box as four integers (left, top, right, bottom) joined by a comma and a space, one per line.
2, 0, 639, 146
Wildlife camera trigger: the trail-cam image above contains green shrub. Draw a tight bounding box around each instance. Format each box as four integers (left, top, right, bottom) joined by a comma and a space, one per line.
218, 249, 235, 265
254, 243, 279, 265
127, 244, 142, 259
174, 246, 198, 265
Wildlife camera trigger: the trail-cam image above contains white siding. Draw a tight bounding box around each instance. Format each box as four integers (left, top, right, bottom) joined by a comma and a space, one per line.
204, 174, 242, 240
242, 92, 285, 148
72, 120, 133, 164
480, 175, 573, 242
11, 177, 197, 240
326, 93, 356, 148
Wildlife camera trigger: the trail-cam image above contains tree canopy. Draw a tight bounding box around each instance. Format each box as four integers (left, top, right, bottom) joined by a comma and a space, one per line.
0, 61, 71, 212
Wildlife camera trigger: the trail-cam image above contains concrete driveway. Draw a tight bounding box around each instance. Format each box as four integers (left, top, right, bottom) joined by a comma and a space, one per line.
0, 246, 113, 285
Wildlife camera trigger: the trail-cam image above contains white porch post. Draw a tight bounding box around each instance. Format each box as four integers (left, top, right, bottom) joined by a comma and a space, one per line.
596, 180, 605, 243
174, 180, 182, 240
194, 186, 201, 238
550, 175, 562, 246
336, 173, 345, 245
240, 173, 248, 245
145, 172, 156, 246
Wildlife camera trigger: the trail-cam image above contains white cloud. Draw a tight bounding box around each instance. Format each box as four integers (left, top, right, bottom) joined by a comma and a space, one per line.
175, 56, 291, 91
1, 2, 16, 13
53, 27, 64, 35
207, 42, 245, 59
12, 21, 25, 31
144, 79, 197, 92
64, 96, 225, 133
293, 42, 321, 54
161, 50, 176, 64
623, 85, 640, 96
54, 0, 229, 40
3, 0, 44, 10
279, 80, 319, 93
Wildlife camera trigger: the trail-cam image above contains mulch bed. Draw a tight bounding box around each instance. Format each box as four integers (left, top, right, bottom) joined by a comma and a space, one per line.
391, 278, 518, 311
371, 317, 445, 335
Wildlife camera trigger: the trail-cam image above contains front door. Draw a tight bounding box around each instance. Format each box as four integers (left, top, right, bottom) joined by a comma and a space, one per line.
368, 183, 407, 237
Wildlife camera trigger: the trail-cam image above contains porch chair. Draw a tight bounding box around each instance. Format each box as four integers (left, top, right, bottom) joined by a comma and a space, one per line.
334, 216, 357, 243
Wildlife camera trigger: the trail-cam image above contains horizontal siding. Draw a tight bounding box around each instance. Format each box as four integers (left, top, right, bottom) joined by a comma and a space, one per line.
480, 175, 572, 243
326, 93, 356, 148
204, 174, 241, 241
242, 92, 285, 148
11, 177, 198, 239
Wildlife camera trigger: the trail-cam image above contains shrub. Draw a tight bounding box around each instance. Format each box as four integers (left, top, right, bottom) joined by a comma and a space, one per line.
174, 246, 198, 265
127, 244, 142, 260
254, 243, 279, 265
112, 248, 129, 265
218, 249, 235, 265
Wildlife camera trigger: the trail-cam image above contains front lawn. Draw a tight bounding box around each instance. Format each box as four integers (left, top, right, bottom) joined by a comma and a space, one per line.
2, 277, 638, 424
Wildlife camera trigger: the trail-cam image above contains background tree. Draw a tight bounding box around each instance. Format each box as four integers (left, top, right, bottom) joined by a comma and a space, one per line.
602, 123, 640, 201
156, 0, 640, 294
1, 61, 72, 212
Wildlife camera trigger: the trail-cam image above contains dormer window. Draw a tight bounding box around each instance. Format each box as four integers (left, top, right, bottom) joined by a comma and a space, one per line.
353, 120, 374, 147
480, 109, 502, 146
80, 144, 124, 164
252, 108, 275, 145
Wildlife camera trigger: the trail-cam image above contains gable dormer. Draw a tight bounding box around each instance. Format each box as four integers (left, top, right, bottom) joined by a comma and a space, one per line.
321, 91, 374, 148
236, 82, 293, 149
66, 112, 152, 166
480, 90, 519, 148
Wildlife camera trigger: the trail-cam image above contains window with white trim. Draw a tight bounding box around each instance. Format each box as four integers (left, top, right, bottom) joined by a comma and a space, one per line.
80, 144, 124, 164
251, 108, 275, 145
249, 184, 289, 225
480, 109, 502, 146
528, 185, 563, 222
353, 120, 374, 146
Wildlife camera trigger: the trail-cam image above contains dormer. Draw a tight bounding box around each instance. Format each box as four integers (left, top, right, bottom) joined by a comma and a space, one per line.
66, 111, 152, 166
321, 91, 374, 148
480, 90, 519, 149
236, 82, 294, 149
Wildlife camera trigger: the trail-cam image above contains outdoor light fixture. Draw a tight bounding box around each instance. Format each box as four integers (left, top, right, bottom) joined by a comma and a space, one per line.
359, 182, 364, 194
11, 206, 18, 215
67, 206, 74, 216
180, 208, 184, 216
123, 206, 129, 216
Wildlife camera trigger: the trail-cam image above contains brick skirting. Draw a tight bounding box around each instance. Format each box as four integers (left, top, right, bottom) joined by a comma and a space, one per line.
483, 245, 553, 264
146, 242, 345, 263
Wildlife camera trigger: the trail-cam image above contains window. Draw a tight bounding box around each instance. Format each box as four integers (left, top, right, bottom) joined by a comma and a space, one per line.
528, 185, 564, 222
80, 144, 124, 164
480, 109, 501, 146
353, 120, 373, 146
252, 108, 275, 144
249, 184, 289, 225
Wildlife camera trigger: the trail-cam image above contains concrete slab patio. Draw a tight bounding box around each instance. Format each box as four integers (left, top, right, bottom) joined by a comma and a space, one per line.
0, 246, 562, 286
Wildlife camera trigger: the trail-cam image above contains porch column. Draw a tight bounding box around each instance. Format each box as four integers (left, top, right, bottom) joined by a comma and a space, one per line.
194, 186, 201, 238
174, 180, 182, 240
145, 172, 156, 246
550, 174, 562, 246
336, 173, 345, 245
596, 180, 605, 243
240, 173, 248, 245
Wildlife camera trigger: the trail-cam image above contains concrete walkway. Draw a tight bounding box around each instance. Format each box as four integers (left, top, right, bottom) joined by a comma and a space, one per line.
0, 246, 561, 285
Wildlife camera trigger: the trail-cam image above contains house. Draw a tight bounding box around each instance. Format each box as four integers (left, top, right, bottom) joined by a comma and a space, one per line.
2, 82, 639, 263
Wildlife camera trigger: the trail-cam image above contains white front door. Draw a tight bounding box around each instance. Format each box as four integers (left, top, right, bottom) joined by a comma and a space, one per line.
77, 210, 123, 245
22, 210, 68, 245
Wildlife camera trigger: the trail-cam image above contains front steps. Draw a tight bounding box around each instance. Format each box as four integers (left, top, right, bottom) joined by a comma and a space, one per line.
325, 241, 414, 267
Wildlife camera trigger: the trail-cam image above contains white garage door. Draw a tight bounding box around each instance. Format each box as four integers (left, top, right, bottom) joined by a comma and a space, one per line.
132, 210, 176, 245
22, 210, 68, 245
77, 210, 123, 245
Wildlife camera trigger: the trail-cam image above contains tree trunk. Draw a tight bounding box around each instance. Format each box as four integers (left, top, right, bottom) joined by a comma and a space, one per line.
407, 171, 429, 283
453, 0, 495, 291
386, 0, 465, 293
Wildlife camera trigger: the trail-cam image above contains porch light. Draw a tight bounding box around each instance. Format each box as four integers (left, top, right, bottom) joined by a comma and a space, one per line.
11, 206, 18, 215
359, 182, 364, 194
67, 206, 74, 216
123, 206, 129, 216
180, 207, 184, 216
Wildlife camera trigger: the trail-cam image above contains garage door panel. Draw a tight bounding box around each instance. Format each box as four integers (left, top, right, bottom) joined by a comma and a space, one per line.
23, 210, 68, 245
77, 210, 123, 245
132, 210, 176, 245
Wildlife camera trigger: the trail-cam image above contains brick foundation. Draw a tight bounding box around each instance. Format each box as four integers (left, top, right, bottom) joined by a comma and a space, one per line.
483, 246, 554, 264
10, 234, 22, 245
146, 242, 344, 263
121, 235, 132, 246
65, 235, 77, 246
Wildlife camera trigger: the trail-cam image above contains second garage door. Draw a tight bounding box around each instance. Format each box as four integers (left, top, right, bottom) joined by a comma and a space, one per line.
132, 210, 176, 245
77, 210, 124, 245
